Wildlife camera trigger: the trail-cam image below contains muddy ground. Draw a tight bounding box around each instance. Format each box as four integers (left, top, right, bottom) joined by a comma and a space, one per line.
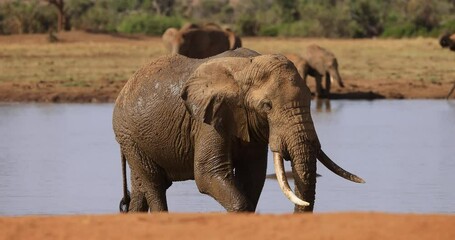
1, 212, 454, 240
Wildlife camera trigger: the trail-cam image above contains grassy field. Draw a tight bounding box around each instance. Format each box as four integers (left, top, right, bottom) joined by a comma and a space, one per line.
0, 31, 454, 101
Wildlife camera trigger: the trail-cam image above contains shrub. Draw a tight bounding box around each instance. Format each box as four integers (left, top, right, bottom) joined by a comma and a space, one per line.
236, 16, 259, 36
76, 4, 120, 32
0, 0, 56, 34
117, 14, 182, 35
259, 25, 279, 36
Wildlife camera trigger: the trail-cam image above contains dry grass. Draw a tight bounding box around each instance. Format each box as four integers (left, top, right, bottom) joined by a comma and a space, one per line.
0, 32, 454, 100
243, 37, 455, 85
0, 33, 166, 88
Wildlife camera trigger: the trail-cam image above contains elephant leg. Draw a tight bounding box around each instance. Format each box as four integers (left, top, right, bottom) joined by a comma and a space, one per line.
124, 145, 171, 212
193, 127, 251, 212
129, 171, 149, 212
325, 73, 331, 97
447, 82, 455, 99
315, 74, 323, 98
302, 73, 308, 86
233, 141, 268, 211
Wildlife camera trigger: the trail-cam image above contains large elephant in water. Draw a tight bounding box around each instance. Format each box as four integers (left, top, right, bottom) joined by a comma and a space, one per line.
113, 48, 364, 213
161, 23, 242, 59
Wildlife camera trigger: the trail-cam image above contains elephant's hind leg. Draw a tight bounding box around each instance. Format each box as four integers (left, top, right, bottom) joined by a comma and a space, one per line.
129, 171, 149, 212
123, 145, 171, 212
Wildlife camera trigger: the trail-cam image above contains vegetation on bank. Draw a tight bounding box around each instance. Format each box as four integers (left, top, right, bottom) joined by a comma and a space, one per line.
0, 0, 454, 38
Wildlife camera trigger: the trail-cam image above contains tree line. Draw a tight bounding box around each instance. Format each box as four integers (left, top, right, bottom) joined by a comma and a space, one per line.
0, 0, 454, 38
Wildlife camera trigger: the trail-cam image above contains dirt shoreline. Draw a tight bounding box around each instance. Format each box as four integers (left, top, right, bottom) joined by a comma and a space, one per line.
1, 32, 454, 102
0, 79, 453, 103
1, 212, 454, 240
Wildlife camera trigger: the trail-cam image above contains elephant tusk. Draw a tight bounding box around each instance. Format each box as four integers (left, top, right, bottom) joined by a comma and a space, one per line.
273, 152, 310, 207
317, 150, 365, 183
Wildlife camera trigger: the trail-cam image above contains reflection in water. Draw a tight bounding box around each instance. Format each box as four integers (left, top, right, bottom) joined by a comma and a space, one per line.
0, 101, 455, 215
315, 98, 331, 112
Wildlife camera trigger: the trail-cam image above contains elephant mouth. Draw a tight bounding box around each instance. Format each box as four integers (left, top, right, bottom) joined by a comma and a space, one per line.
272, 149, 365, 206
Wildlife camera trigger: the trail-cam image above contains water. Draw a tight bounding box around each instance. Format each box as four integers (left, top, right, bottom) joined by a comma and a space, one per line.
0, 100, 454, 215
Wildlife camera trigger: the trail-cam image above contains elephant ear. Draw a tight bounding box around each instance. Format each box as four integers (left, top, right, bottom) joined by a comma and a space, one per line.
181, 58, 251, 142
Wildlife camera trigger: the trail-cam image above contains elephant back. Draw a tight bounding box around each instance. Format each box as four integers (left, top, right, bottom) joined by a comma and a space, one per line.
179, 28, 231, 59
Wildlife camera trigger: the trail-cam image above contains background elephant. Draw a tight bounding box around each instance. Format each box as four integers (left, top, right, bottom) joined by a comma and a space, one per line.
161, 23, 242, 59
301, 44, 345, 98
113, 48, 364, 213
439, 32, 455, 51
439, 33, 455, 99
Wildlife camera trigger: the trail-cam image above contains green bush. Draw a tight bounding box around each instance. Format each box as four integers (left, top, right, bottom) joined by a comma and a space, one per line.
0, 0, 56, 34
117, 14, 182, 35
77, 4, 120, 32
439, 19, 455, 33
259, 25, 279, 36
381, 21, 439, 38
278, 21, 313, 37
236, 16, 259, 36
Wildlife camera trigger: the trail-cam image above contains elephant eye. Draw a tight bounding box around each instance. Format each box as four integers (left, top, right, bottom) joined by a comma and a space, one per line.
260, 99, 272, 112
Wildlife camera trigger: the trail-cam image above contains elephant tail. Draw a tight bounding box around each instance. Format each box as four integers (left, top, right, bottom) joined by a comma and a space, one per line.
119, 151, 131, 213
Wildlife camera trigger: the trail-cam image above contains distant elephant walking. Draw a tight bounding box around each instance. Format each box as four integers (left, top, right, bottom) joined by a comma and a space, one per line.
161, 23, 242, 59
302, 44, 345, 98
113, 48, 364, 213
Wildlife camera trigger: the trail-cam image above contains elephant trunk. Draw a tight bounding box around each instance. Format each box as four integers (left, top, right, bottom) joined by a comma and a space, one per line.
273, 108, 321, 212
287, 128, 320, 212
272, 105, 365, 212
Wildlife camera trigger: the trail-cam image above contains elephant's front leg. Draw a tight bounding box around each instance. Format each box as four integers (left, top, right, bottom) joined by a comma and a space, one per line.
315, 74, 324, 98
233, 141, 268, 211
193, 126, 251, 212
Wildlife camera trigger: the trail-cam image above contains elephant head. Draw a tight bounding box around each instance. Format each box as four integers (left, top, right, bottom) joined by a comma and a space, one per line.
181, 53, 364, 211
305, 44, 345, 88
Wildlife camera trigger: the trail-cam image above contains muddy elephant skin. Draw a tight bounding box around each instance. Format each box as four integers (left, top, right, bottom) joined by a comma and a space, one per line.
113, 48, 364, 213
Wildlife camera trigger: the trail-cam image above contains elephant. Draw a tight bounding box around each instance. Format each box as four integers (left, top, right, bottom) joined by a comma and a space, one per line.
439, 33, 455, 99
439, 32, 455, 51
299, 44, 345, 98
447, 83, 455, 99
161, 23, 242, 59
113, 48, 364, 213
